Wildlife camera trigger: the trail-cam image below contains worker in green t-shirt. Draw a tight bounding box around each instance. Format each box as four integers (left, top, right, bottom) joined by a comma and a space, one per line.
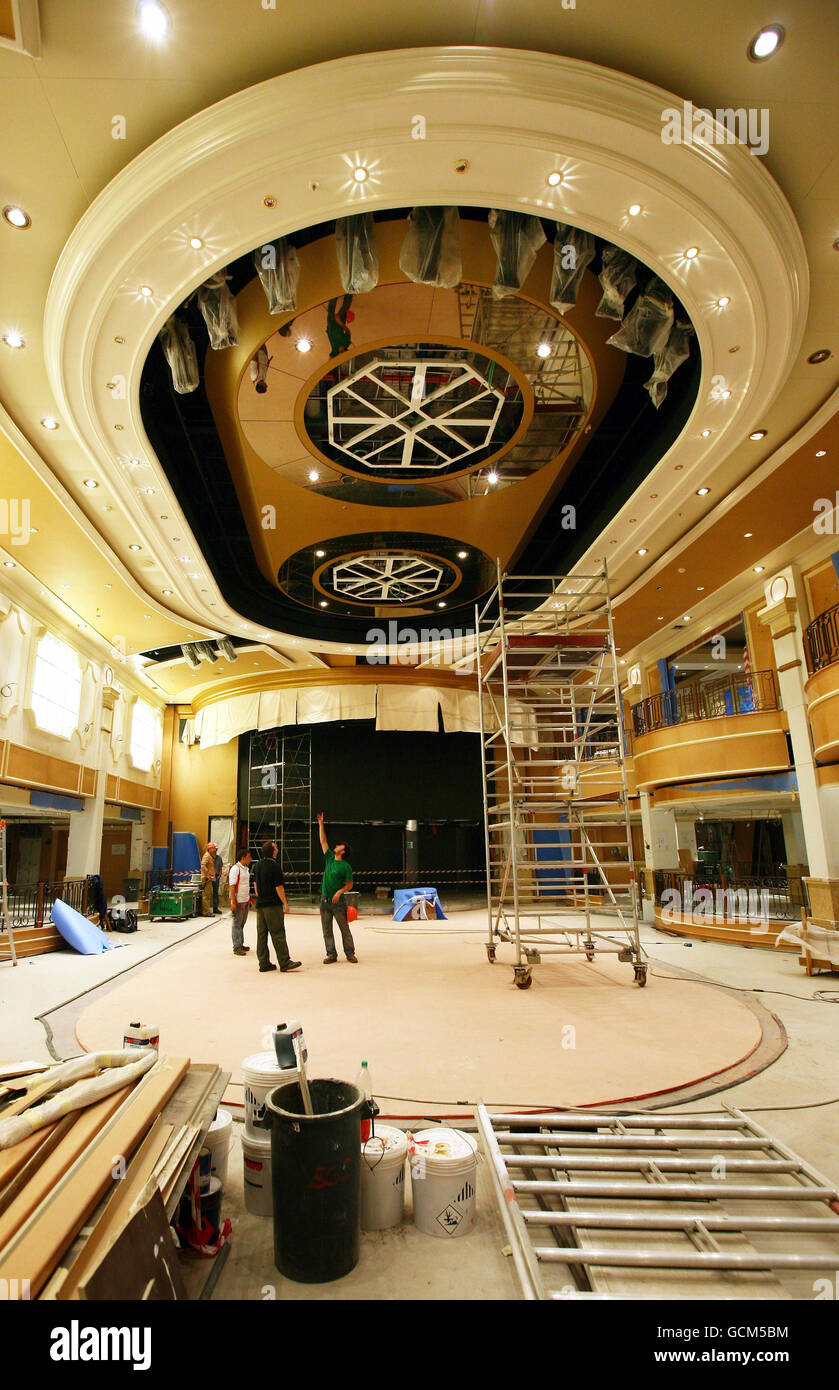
317, 811, 357, 964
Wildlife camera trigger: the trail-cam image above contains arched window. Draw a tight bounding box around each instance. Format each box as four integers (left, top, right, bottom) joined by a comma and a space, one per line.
130, 699, 157, 772
31, 633, 82, 739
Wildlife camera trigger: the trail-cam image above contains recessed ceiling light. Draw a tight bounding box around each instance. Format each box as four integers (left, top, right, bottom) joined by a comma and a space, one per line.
114, 335, 125, 344
138, 1, 170, 40
696, 487, 710, 496
536, 343, 551, 359
684, 246, 699, 259
716, 296, 731, 309
744, 532, 753, 538
3, 205, 31, 229
162, 589, 173, 595
816, 450, 827, 457
547, 171, 563, 187
748, 24, 784, 61
104, 583, 112, 589
129, 543, 142, 551
487, 471, 499, 485
628, 203, 642, 217
637, 548, 648, 556
457, 550, 468, 559
139, 285, 153, 298
296, 337, 312, 353
189, 236, 203, 249
807, 349, 831, 364
754, 565, 765, 573
697, 586, 705, 592
308, 469, 320, 482
4, 560, 16, 568
3, 330, 24, 349
438, 601, 447, 609
749, 430, 767, 440
352, 166, 369, 183
657, 616, 664, 621
700, 429, 711, 438
143, 613, 151, 619
41, 416, 58, 430
319, 600, 328, 607
29, 527, 38, 534
83, 478, 98, 488
683, 614, 691, 622
315, 549, 325, 558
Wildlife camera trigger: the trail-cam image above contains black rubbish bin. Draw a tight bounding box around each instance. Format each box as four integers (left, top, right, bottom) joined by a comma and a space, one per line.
266, 1077, 365, 1283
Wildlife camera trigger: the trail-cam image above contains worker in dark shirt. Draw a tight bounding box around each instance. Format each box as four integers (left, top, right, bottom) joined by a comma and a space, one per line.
253, 839, 301, 974
317, 812, 357, 964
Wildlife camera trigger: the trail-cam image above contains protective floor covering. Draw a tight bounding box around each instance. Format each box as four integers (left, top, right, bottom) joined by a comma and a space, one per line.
74, 912, 765, 1114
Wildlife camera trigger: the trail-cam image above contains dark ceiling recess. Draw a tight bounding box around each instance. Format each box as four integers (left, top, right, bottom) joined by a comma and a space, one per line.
139, 208, 700, 643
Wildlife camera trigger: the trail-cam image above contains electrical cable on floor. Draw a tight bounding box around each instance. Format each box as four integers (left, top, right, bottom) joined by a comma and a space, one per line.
648, 968, 839, 1003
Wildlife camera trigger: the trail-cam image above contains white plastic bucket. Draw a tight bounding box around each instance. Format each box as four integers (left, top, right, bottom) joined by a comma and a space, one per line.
360, 1125, 408, 1231
241, 1132, 273, 1218
409, 1128, 478, 1238
204, 1107, 233, 1190
242, 1052, 298, 1141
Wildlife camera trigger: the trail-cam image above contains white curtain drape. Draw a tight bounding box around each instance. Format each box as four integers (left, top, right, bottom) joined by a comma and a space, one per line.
375, 684, 440, 732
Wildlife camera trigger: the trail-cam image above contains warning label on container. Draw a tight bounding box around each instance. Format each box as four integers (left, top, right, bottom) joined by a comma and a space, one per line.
436, 1204, 463, 1233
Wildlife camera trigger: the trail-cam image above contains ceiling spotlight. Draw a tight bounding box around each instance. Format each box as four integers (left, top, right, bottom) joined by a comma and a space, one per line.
3, 330, 24, 349
4, 560, 16, 568
319, 600, 328, 607
749, 430, 767, 440
657, 616, 664, 621
696, 487, 710, 496
637, 548, 648, 556
83, 478, 98, 488
296, 337, 312, 353
308, 469, 320, 482
536, 343, 552, 359
315, 548, 326, 558
748, 24, 784, 61
352, 166, 369, 183
816, 450, 827, 457
547, 171, 563, 187
697, 586, 705, 592
628, 203, 642, 217
683, 614, 691, 622
808, 349, 831, 364
189, 236, 203, 249
2, 205, 30, 229
684, 246, 699, 259
457, 550, 468, 559
701, 429, 711, 438
129, 543, 142, 551
716, 296, 731, 308
162, 589, 173, 595
41, 416, 58, 430
437, 601, 447, 609
486, 471, 499, 485
138, 1, 170, 40
754, 565, 765, 573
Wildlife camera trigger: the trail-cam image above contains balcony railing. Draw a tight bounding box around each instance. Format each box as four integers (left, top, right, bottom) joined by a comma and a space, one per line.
633, 670, 779, 738
2, 877, 89, 931
653, 868, 808, 923
804, 602, 839, 674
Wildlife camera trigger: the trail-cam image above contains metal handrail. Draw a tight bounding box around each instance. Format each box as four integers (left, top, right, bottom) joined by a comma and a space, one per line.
804, 602, 839, 674
1, 877, 89, 931
652, 867, 808, 922
632, 669, 778, 737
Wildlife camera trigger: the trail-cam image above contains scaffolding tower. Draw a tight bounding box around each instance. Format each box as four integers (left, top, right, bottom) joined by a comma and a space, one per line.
475, 562, 644, 990
247, 728, 313, 899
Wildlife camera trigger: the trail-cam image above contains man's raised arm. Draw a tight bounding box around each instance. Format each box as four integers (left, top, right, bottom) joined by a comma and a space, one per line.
316, 811, 329, 854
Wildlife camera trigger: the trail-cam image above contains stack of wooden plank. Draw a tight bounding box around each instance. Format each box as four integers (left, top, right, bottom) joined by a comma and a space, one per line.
0, 1054, 229, 1300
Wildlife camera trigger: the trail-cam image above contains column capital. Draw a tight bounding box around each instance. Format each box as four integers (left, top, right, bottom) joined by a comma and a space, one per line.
757, 595, 798, 639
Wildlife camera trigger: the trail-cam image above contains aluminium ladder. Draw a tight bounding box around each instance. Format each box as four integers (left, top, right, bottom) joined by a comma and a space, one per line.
475, 562, 643, 989
476, 1101, 839, 1300
0, 820, 17, 966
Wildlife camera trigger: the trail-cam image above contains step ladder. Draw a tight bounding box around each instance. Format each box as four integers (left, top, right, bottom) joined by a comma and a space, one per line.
477, 1101, 839, 1300
0, 820, 17, 966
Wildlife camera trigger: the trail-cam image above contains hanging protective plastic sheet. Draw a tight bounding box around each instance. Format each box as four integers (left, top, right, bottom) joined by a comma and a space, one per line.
158, 316, 199, 393
253, 238, 300, 314
336, 213, 379, 295
488, 209, 546, 298
196, 270, 239, 349
398, 207, 462, 288
607, 275, 674, 357
595, 245, 638, 320
549, 223, 596, 313
644, 320, 694, 408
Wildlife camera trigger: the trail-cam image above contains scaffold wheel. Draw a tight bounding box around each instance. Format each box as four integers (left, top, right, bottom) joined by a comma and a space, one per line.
486, 945, 497, 963
634, 964, 648, 987
514, 967, 532, 990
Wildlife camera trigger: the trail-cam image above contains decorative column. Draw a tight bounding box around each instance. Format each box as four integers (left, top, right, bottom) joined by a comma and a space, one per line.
758, 573, 839, 927
66, 685, 119, 880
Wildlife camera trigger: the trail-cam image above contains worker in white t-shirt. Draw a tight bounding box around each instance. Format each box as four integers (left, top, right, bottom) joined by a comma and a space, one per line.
228, 849, 253, 956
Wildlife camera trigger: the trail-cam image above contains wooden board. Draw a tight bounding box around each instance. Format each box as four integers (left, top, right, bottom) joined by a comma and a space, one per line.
79, 1188, 186, 1302
0, 1056, 190, 1296
0, 1122, 61, 1193
0, 1116, 77, 1219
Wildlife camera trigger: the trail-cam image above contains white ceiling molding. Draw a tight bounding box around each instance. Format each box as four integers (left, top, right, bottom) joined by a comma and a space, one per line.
44, 46, 808, 648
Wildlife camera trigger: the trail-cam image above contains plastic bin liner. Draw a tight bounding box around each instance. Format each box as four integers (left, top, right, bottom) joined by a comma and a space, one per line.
488, 209, 546, 298
253, 238, 300, 314
549, 223, 596, 312
336, 213, 379, 294
607, 275, 674, 356
595, 245, 638, 320
399, 207, 462, 288
158, 315, 199, 393
644, 320, 694, 408
196, 270, 239, 349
